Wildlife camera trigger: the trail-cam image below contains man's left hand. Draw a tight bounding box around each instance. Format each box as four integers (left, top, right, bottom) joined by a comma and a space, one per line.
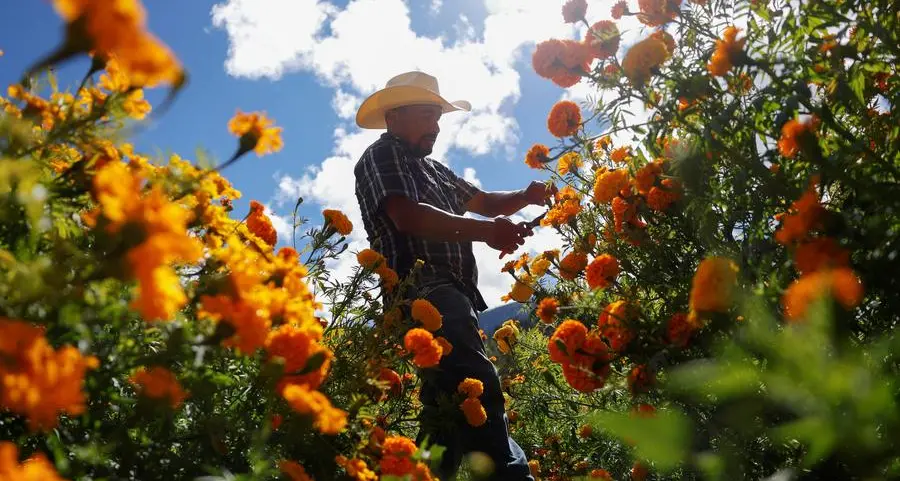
523, 180, 557, 206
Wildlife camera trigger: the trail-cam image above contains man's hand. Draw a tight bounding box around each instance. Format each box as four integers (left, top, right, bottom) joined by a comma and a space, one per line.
524, 180, 558, 206
486, 217, 531, 253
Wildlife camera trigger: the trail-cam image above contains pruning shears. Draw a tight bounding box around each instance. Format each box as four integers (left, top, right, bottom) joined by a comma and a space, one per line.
498, 209, 549, 259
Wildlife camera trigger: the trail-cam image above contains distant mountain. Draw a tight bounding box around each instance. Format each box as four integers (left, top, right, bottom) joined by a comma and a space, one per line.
477, 302, 532, 334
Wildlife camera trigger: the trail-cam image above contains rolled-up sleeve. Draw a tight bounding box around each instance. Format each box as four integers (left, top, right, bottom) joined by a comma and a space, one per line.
356, 142, 419, 217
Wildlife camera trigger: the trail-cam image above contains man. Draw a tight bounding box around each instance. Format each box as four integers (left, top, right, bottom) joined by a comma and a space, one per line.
353, 71, 552, 480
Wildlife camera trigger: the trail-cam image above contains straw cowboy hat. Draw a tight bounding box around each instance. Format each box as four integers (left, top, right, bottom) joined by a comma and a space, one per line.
356, 71, 471, 129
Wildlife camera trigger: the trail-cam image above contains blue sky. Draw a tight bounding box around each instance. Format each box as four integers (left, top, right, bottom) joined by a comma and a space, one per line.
1, 0, 648, 306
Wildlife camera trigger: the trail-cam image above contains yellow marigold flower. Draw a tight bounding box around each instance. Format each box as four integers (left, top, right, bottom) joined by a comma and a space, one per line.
357, 248, 385, 270
585, 254, 619, 290
782, 268, 863, 322
536, 297, 559, 324
122, 89, 152, 119
336, 456, 378, 481
543, 186, 583, 228
279, 460, 313, 481
592, 169, 630, 203
525, 143, 550, 169
689, 257, 739, 313
0, 442, 68, 481
530, 256, 552, 277
595, 135, 612, 152
559, 251, 588, 280
435, 336, 453, 356
547, 100, 582, 138
460, 397, 487, 426
130, 366, 188, 409
282, 384, 347, 435
381, 436, 419, 476
708, 26, 746, 77
403, 328, 443, 368
508, 275, 535, 303
228, 110, 284, 157
529, 459, 541, 477
266, 323, 332, 392
622, 36, 670, 85
458, 378, 484, 398
557, 152, 583, 175
411, 299, 443, 331
493, 320, 520, 354
0, 319, 99, 431
323, 208, 353, 236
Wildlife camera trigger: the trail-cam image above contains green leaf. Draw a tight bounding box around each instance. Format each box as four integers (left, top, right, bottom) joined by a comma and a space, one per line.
771, 417, 836, 466
667, 359, 761, 401
587, 408, 692, 471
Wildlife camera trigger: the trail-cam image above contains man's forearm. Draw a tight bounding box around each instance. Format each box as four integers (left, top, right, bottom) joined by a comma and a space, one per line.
481, 190, 530, 217
398, 201, 493, 243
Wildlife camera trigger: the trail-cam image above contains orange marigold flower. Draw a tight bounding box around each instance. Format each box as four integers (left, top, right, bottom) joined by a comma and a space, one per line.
562, 0, 587, 23
585, 254, 619, 290
647, 178, 681, 211
708, 26, 747, 77
610, 146, 631, 164
777, 116, 820, 159
622, 36, 670, 85
632, 403, 657, 418
590, 468, 614, 480
378, 368, 403, 397
794, 237, 850, 275
525, 143, 550, 169
381, 436, 418, 476
279, 460, 313, 481
377, 265, 399, 291
532, 39, 568, 79
593, 169, 631, 203
0, 442, 68, 481
634, 160, 664, 194
282, 384, 347, 435
637, 0, 680, 26
611, 1, 628, 19
458, 378, 484, 398
775, 181, 825, 245
561, 356, 610, 392
548, 319, 588, 363
357, 248, 386, 270
508, 276, 535, 303
529, 460, 541, 477
536, 297, 560, 324
667, 312, 694, 347
543, 186, 582, 227
130, 366, 188, 409
651, 30, 676, 54
559, 251, 588, 280
228, 110, 284, 157
584, 21, 620, 59
548, 100, 582, 138
266, 323, 332, 392
557, 152, 583, 175
0, 319, 99, 431
782, 268, 864, 322
323, 208, 352, 236
411, 299, 443, 332
689, 257, 740, 313
403, 328, 443, 368
460, 397, 487, 426
247, 200, 277, 246
627, 364, 653, 394
595, 135, 612, 151
597, 300, 635, 351
579, 424, 593, 438
198, 295, 271, 355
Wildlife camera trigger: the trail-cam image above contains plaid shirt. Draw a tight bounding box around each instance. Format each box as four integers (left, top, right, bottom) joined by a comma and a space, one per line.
354, 132, 488, 312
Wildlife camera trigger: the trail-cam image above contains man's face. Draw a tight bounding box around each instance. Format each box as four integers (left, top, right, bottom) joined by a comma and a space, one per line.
388, 104, 442, 157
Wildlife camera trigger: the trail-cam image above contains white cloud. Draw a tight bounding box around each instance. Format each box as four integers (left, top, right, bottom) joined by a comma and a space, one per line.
462, 167, 482, 189
429, 0, 443, 16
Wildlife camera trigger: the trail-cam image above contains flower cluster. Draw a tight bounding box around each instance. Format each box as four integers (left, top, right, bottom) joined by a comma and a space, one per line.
458, 378, 488, 427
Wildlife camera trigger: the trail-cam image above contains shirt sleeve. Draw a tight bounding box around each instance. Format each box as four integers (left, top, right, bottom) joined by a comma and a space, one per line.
431, 160, 482, 207
356, 142, 420, 217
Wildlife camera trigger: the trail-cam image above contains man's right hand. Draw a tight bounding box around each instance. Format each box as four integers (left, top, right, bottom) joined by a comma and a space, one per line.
486, 217, 531, 253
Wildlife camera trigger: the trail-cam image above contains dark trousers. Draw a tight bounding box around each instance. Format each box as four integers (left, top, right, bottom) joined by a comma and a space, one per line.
406, 279, 534, 481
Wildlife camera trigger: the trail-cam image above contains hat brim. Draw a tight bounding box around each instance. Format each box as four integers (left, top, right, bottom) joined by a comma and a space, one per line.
356, 85, 471, 129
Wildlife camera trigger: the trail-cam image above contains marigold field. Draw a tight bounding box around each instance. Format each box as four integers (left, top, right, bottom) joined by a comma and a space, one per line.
1, 0, 898, 480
